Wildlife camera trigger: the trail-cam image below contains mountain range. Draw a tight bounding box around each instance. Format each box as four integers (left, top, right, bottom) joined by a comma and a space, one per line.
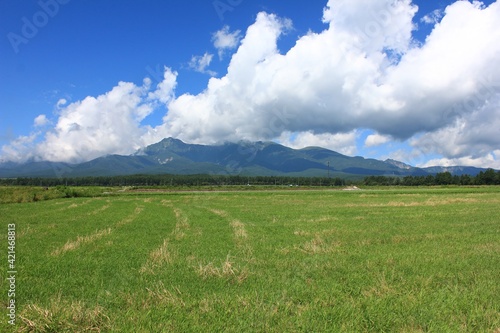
0, 138, 492, 178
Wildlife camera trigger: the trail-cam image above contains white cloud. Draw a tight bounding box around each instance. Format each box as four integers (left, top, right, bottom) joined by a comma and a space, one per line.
410, 95, 500, 168
384, 148, 428, 167
56, 98, 67, 109
188, 53, 216, 76
147, 67, 177, 104
420, 9, 444, 25
323, 0, 417, 54
1, 69, 178, 163
420, 154, 500, 169
277, 131, 358, 156
34, 114, 49, 127
35, 81, 155, 163
155, 4, 421, 144
1, 134, 38, 162
212, 25, 242, 59
365, 133, 391, 147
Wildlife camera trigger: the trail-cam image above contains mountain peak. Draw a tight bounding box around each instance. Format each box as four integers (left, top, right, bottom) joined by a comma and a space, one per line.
385, 159, 412, 170
160, 137, 185, 146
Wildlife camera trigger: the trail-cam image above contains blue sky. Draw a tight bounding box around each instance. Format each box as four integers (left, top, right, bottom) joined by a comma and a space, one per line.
1, 0, 499, 168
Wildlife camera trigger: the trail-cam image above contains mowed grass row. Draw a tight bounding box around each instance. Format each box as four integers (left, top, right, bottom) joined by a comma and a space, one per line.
1, 187, 500, 332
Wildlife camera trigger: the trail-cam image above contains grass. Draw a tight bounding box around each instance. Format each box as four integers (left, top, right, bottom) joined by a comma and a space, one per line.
0, 186, 115, 204
1, 186, 499, 332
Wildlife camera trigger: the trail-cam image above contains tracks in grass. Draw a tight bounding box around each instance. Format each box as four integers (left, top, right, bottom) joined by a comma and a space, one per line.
87, 200, 111, 215
116, 205, 144, 227
190, 208, 254, 283
140, 206, 190, 274
51, 202, 145, 256
172, 208, 190, 240
208, 208, 252, 256
51, 228, 112, 256
207, 210, 249, 243
140, 205, 253, 283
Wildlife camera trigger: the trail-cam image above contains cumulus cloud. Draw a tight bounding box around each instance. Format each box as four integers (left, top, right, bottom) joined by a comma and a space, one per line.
56, 98, 67, 109
147, 68, 178, 104
34, 115, 49, 127
188, 53, 216, 76
0, 134, 38, 163
421, 153, 500, 169
2, 0, 500, 168
212, 25, 242, 59
365, 133, 391, 147
35, 82, 155, 163
421, 9, 444, 24
411, 95, 500, 163
1, 69, 178, 163
278, 131, 359, 156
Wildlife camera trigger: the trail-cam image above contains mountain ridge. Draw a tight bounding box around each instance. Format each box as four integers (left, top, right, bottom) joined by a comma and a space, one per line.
0, 137, 494, 178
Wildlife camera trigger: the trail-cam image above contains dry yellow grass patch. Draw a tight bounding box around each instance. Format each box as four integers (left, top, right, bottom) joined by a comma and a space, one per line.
296, 234, 341, 254
386, 201, 421, 207
196, 255, 248, 283
161, 199, 173, 207
197, 258, 236, 278
145, 282, 185, 308
140, 239, 174, 274
384, 197, 479, 207
294, 230, 311, 237
116, 205, 144, 226
362, 273, 395, 298
208, 208, 248, 240
231, 219, 247, 239
51, 228, 112, 256
209, 208, 229, 217
18, 297, 110, 333
172, 208, 190, 240
88, 203, 111, 215
356, 239, 372, 246
427, 197, 479, 205
475, 242, 500, 254
17, 225, 32, 238
63, 199, 94, 210
294, 228, 337, 238
340, 197, 481, 208
391, 235, 411, 244
198, 298, 213, 313
304, 216, 338, 223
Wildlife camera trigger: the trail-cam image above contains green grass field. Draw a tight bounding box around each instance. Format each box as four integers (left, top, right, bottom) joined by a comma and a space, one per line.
1, 186, 500, 332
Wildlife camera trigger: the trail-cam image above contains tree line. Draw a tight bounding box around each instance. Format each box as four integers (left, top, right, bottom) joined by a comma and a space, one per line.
0, 169, 498, 187
0, 174, 348, 187
363, 169, 500, 186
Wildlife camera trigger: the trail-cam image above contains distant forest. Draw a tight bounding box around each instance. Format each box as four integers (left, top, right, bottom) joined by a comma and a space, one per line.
1, 169, 499, 187
363, 169, 500, 186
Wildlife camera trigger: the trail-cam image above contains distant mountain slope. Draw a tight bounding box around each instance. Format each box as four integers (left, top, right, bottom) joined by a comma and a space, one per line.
421, 165, 488, 176
0, 138, 494, 178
